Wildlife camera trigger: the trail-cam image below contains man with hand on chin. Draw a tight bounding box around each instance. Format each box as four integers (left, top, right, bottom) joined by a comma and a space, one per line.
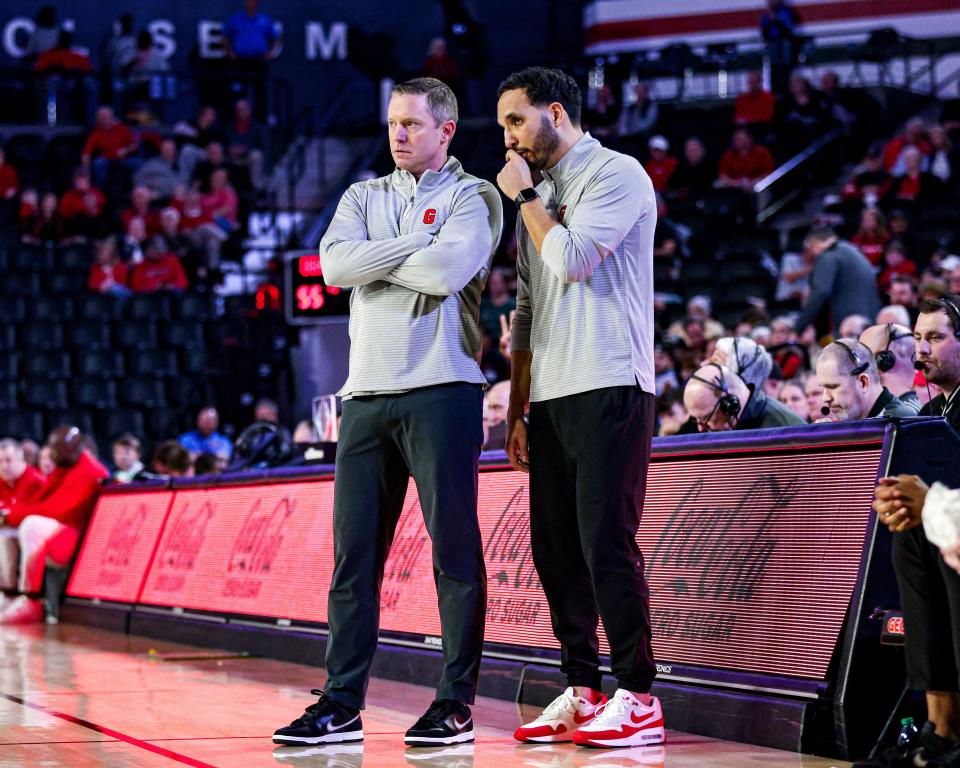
495, 67, 663, 749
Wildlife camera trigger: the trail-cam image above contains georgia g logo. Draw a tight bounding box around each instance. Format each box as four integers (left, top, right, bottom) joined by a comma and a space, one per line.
423, 208, 437, 224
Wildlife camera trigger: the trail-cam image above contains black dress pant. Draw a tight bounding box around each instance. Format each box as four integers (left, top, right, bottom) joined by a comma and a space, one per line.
528, 385, 657, 693
323, 383, 487, 710
893, 525, 960, 691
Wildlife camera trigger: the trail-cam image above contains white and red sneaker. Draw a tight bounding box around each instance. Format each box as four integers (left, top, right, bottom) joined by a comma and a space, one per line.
572, 690, 664, 748
513, 687, 607, 743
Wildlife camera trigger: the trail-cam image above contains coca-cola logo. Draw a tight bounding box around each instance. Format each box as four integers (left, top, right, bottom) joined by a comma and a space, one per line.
228, 497, 294, 575
159, 500, 215, 570
484, 485, 540, 590
104, 503, 149, 567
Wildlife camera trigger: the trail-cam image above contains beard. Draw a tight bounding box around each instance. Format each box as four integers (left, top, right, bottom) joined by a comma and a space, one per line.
520, 116, 561, 171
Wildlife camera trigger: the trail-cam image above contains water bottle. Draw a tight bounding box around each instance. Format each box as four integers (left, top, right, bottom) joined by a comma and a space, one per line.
898, 717, 919, 748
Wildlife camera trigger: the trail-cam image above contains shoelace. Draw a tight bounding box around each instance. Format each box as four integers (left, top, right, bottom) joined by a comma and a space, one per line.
292, 689, 332, 725
592, 693, 638, 725
421, 700, 458, 726
541, 690, 578, 719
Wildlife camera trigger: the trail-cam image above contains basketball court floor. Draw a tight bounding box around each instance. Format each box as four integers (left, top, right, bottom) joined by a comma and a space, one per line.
0, 623, 851, 767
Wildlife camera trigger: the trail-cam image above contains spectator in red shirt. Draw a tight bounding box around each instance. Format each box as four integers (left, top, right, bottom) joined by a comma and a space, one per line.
130, 236, 189, 293
58, 167, 106, 241
121, 185, 160, 236
0, 438, 46, 598
644, 135, 678, 193
883, 118, 932, 175
20, 190, 64, 245
201, 168, 240, 236
842, 143, 892, 203
87, 238, 131, 296
718, 129, 775, 188
0, 146, 19, 201
0, 426, 108, 623
735, 71, 775, 128
878, 240, 918, 294
851, 208, 891, 267
82, 106, 139, 189
33, 29, 99, 125
887, 146, 944, 204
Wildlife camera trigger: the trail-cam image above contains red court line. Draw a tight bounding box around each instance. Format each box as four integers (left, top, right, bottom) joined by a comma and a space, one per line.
0, 692, 216, 768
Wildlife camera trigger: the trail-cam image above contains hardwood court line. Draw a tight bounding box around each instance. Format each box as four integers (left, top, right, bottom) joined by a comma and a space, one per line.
0, 691, 217, 768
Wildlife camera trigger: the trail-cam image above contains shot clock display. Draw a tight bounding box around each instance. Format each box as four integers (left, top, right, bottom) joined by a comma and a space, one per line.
284, 250, 351, 324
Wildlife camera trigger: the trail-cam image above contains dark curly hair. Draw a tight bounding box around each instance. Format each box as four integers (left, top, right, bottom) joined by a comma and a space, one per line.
497, 67, 582, 126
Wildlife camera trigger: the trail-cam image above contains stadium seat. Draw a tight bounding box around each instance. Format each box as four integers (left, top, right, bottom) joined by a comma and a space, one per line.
76, 294, 123, 322
97, 408, 145, 441
0, 410, 44, 441
147, 408, 190, 440
45, 409, 95, 437
30, 295, 75, 323
12, 247, 47, 272
68, 320, 112, 350
180, 348, 209, 377
113, 320, 158, 350
0, 326, 16, 351
22, 321, 65, 351
0, 356, 18, 380
57, 244, 94, 272
165, 320, 206, 349
128, 348, 178, 378
4, 134, 45, 189
121, 376, 167, 409
46, 271, 87, 295
76, 349, 125, 379
167, 377, 211, 409
176, 292, 217, 321
23, 379, 69, 410
73, 379, 118, 410
126, 293, 172, 322
2, 273, 41, 297
43, 134, 86, 193
24, 350, 71, 380
0, 296, 25, 323
0, 382, 18, 410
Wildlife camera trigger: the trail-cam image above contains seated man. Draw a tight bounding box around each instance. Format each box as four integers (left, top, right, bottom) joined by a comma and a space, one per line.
682, 364, 804, 432
0, 426, 108, 623
815, 338, 916, 422
482, 381, 510, 451
179, 406, 232, 461
860, 323, 922, 412
0, 439, 46, 601
111, 433, 147, 483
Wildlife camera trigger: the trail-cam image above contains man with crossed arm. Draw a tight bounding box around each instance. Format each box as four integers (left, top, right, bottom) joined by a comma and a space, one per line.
273, 77, 502, 749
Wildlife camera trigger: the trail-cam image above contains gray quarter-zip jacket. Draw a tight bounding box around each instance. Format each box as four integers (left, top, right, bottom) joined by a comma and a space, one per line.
512, 133, 657, 402
320, 156, 503, 399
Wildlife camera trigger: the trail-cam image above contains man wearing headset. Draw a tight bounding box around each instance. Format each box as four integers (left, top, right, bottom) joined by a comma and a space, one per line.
860, 300, 960, 767
682, 363, 803, 432
859, 323, 922, 413
815, 338, 916, 422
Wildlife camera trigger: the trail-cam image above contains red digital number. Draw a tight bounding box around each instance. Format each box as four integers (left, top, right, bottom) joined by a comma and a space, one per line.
296, 284, 325, 311
299, 255, 323, 277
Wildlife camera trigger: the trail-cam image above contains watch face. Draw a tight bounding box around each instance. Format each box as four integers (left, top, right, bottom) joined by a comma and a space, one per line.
517, 188, 538, 204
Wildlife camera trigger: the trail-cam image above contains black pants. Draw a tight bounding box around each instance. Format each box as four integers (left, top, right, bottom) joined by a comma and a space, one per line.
528, 386, 657, 693
893, 525, 960, 691
323, 383, 487, 710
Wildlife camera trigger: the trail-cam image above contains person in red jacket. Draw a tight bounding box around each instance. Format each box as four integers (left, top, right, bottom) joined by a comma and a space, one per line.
59, 166, 106, 240
644, 135, 678, 193
0, 439, 46, 599
0, 426, 108, 623
82, 105, 139, 189
130, 236, 189, 293
734, 71, 775, 128
87, 237, 130, 295
718, 129, 775, 188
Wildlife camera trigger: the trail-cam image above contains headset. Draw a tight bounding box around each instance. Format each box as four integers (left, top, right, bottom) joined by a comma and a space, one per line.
733, 336, 763, 376
876, 323, 911, 372
690, 363, 741, 425
835, 340, 870, 376
940, 295, 960, 338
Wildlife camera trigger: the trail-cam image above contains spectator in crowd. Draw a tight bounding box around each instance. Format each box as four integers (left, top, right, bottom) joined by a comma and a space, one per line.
104, 13, 137, 85
883, 117, 931, 175
25, 5, 61, 60
129, 236, 188, 293
111, 434, 147, 483
667, 296, 725, 341
20, 441, 39, 470
481, 381, 510, 451
201, 168, 240, 238
709, 336, 774, 391
819, 70, 856, 132
582, 83, 619, 138
0, 426, 108, 624
860, 322, 922, 412
222, 0, 282, 120
780, 74, 829, 150
125, 28, 170, 103
655, 391, 688, 436
839, 314, 872, 340
422, 37, 462, 98
888, 275, 919, 312
19, 191, 61, 244
768, 317, 806, 379
34, 27, 100, 124
193, 140, 245, 192
777, 380, 809, 422
122, 185, 159, 236
794, 226, 881, 337
157, 207, 190, 262
948, 262, 960, 296
58, 167, 106, 241
225, 98, 268, 191
87, 237, 130, 296
82, 106, 139, 189
193, 453, 222, 477
877, 303, 913, 328
816, 339, 915, 422
843, 144, 892, 203
644, 136, 677, 193
178, 188, 224, 276
878, 240, 918, 294
617, 82, 658, 139
34, 28, 93, 75
803, 373, 824, 423
683, 364, 804, 432
122, 214, 147, 264
851, 208, 890, 267
0, 146, 20, 205
887, 146, 943, 204
134, 139, 181, 199
668, 137, 714, 203
480, 268, 515, 347
928, 125, 956, 189
760, 0, 799, 92
718, 129, 775, 188
654, 343, 680, 395
735, 71, 775, 131
179, 407, 233, 461
152, 440, 194, 478
38, 446, 55, 477
254, 398, 281, 424
175, 106, 225, 183
0, 439, 46, 522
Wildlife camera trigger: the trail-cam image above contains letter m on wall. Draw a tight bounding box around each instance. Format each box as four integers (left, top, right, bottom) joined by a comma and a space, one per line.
306, 22, 348, 60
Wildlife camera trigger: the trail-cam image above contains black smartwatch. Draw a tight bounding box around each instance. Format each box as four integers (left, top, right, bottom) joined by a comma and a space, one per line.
514, 187, 539, 207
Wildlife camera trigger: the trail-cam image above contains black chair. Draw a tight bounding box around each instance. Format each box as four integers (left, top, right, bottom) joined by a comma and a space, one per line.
126, 293, 172, 322
76, 293, 123, 322
167, 377, 212, 409
43, 134, 86, 193
176, 292, 216, 321
97, 408, 146, 441
12, 246, 47, 272
180, 348, 209, 377
22, 321, 65, 351
113, 320, 158, 350
147, 407, 190, 440
45, 409, 95, 437
68, 320, 112, 350
57, 244, 93, 272
2, 273, 41, 297
5, 134, 45, 189
73, 379, 118, 410
23, 379, 69, 410
24, 350, 71, 380
0, 356, 18, 380
0, 297, 25, 323
164, 320, 206, 349
128, 348, 178, 378
121, 376, 167, 409
0, 325, 16, 351
76, 349, 124, 378
46, 270, 87, 296
30, 295, 74, 323
0, 381, 18, 410
0, 410, 44, 441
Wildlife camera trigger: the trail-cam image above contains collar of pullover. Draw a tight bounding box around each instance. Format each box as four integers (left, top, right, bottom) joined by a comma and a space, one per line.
542, 132, 600, 186
392, 156, 461, 196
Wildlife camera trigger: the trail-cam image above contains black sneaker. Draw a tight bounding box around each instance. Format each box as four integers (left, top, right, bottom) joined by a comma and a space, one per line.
404, 699, 474, 747
273, 689, 363, 745
853, 721, 957, 767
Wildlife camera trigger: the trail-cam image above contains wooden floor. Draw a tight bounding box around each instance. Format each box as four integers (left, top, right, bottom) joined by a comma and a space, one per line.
0, 623, 850, 767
